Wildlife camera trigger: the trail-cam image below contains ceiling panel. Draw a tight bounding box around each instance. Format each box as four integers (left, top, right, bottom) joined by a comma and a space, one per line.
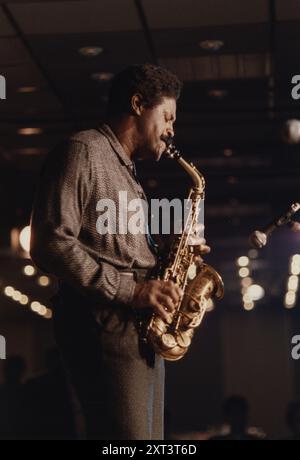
0, 0, 300, 312
0, 37, 32, 65
0, 63, 47, 88
275, 21, 300, 69
0, 89, 62, 110
0, 105, 64, 122
0, 128, 70, 153
8, 0, 142, 35
152, 23, 269, 58
27, 31, 151, 70
276, 0, 300, 20
0, 6, 15, 37
177, 79, 269, 113
158, 54, 271, 81
142, 0, 269, 28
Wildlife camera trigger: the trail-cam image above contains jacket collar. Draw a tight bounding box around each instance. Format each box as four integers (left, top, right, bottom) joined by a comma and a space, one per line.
98, 123, 133, 167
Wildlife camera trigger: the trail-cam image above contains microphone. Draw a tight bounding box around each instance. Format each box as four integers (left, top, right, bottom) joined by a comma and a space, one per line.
249, 202, 300, 249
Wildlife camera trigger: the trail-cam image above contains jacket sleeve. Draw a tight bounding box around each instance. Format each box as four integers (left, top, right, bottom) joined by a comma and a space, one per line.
29, 139, 136, 305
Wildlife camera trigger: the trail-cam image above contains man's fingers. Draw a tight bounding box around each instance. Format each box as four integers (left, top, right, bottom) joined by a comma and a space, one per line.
163, 282, 183, 304
193, 244, 211, 255
157, 293, 176, 312
194, 255, 204, 266
200, 244, 211, 254
153, 302, 172, 323
165, 280, 183, 297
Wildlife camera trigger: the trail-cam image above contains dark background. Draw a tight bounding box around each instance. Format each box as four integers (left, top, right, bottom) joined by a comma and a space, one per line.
0, 0, 300, 439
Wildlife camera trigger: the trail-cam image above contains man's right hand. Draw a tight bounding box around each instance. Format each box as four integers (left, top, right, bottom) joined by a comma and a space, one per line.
131, 280, 183, 323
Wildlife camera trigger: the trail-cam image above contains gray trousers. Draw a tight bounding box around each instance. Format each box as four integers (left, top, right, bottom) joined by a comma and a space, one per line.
52, 292, 165, 440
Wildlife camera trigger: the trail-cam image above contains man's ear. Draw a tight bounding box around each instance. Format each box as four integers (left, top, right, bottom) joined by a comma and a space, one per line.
131, 93, 144, 116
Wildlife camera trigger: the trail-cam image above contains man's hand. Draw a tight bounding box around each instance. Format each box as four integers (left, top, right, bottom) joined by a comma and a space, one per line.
131, 280, 183, 323
186, 224, 211, 266
191, 237, 211, 266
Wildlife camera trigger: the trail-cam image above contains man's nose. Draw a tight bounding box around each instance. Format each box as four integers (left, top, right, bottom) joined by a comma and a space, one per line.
166, 126, 174, 138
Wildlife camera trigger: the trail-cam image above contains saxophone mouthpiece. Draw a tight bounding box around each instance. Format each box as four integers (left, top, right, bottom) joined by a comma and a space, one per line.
160, 135, 178, 158
161, 135, 173, 147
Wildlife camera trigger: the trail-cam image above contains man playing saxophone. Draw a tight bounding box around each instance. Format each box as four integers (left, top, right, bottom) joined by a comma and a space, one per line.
30, 64, 210, 440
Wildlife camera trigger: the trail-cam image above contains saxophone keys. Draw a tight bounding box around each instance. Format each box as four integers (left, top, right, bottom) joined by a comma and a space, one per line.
176, 330, 193, 348
188, 314, 202, 328
152, 316, 168, 334
161, 333, 177, 350
184, 294, 206, 312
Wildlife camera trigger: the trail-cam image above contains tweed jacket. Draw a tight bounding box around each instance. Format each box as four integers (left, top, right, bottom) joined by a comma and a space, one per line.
30, 124, 157, 307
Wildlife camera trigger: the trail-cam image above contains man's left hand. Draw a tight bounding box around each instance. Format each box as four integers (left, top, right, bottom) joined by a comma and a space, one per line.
189, 236, 211, 266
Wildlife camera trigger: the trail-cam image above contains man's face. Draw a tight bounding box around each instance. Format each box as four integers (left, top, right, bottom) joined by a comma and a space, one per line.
136, 96, 177, 161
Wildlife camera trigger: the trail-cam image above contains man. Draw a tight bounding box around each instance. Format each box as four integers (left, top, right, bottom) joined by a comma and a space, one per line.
30, 64, 208, 440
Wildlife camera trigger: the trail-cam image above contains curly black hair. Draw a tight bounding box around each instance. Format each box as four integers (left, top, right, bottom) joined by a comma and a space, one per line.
106, 63, 182, 117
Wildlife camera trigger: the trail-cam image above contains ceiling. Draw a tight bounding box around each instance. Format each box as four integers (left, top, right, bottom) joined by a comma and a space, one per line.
1, 0, 300, 316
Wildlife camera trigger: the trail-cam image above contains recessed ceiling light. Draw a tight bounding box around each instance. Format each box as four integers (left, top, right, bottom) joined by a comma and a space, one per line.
223, 148, 233, 157
17, 86, 39, 94
45, 309, 53, 319
19, 295, 29, 305
91, 72, 114, 82
38, 276, 50, 287
79, 46, 103, 57
23, 265, 36, 276
243, 301, 255, 311
208, 89, 228, 99
199, 40, 224, 51
227, 176, 237, 185
146, 179, 158, 188
17, 127, 43, 135
4, 286, 14, 297
13, 147, 47, 156
30, 301, 41, 313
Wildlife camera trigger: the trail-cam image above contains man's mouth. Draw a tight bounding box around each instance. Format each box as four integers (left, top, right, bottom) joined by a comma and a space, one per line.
160, 135, 172, 148
160, 136, 173, 155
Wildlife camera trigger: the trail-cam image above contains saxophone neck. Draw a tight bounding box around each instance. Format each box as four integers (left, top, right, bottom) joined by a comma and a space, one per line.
165, 142, 205, 193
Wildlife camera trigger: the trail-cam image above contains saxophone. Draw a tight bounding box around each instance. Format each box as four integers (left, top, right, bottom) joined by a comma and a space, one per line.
144, 140, 224, 361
